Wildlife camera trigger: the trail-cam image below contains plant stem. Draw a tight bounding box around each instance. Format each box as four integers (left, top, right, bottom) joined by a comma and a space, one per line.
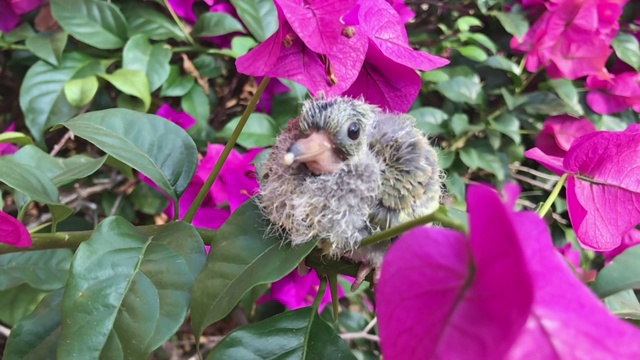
312, 275, 328, 313
162, 0, 197, 45
537, 173, 568, 218
359, 207, 467, 248
183, 77, 271, 223
0, 225, 217, 255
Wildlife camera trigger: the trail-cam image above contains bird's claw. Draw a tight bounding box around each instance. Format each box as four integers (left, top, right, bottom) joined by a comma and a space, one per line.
351, 263, 381, 292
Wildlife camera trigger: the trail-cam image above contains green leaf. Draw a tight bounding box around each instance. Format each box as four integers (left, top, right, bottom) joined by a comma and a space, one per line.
181, 84, 210, 124
50, 0, 128, 49
60, 109, 198, 202
122, 35, 172, 92
193, 55, 223, 78
64, 76, 99, 108
612, 32, 640, 71
409, 107, 449, 136
99, 69, 151, 111
491, 11, 529, 42
230, 0, 278, 42
191, 201, 319, 338
482, 55, 521, 74
435, 75, 483, 105
450, 113, 484, 137
547, 78, 583, 116
520, 91, 574, 116
121, 3, 186, 41
2, 22, 36, 43
57, 218, 206, 360
194, 12, 246, 37
463, 33, 497, 54
129, 182, 170, 215
4, 289, 64, 360
19, 53, 104, 145
12, 145, 107, 186
0, 157, 59, 204
207, 307, 356, 360
0, 285, 48, 327
459, 139, 506, 180
0, 132, 33, 147
161, 65, 195, 97
457, 45, 488, 62
604, 289, 640, 320
455, 16, 483, 32
592, 245, 640, 298
25, 32, 68, 66
219, 113, 278, 148
489, 113, 521, 144
0, 250, 72, 291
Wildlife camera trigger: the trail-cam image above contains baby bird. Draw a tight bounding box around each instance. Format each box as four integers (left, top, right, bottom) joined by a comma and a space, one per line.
258, 97, 442, 290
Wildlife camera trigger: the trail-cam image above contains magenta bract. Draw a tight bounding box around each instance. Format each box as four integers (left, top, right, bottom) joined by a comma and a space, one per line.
0, 211, 32, 248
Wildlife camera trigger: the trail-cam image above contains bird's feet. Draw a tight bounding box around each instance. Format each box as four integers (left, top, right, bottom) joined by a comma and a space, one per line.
351, 262, 381, 292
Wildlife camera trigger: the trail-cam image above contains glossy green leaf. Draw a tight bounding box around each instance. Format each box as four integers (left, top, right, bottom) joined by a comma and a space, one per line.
593, 245, 640, 298
520, 91, 574, 116
50, 0, 128, 49
0, 157, 59, 204
181, 84, 210, 124
121, 3, 186, 41
64, 76, 99, 108
612, 32, 640, 71
0, 132, 33, 147
491, 11, 529, 42
409, 107, 449, 136
57, 218, 206, 360
547, 78, 583, 116
4, 289, 64, 360
191, 201, 319, 338
0, 250, 72, 291
230, 0, 278, 42
161, 65, 195, 97
25, 32, 68, 66
193, 55, 223, 78
436, 75, 483, 105
122, 35, 172, 92
129, 182, 170, 215
12, 145, 107, 186
604, 289, 640, 320
450, 113, 484, 137
457, 45, 488, 62
207, 307, 356, 360
455, 16, 483, 32
99, 69, 151, 111
219, 113, 278, 148
60, 109, 198, 202
459, 139, 505, 180
462, 32, 497, 54
482, 55, 520, 74
2, 22, 36, 43
0, 285, 48, 327
194, 12, 246, 37
489, 113, 521, 144
19, 53, 104, 145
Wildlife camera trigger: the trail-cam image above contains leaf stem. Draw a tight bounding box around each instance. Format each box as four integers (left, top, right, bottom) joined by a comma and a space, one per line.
537, 173, 568, 218
162, 0, 197, 45
312, 274, 328, 313
328, 273, 339, 323
359, 207, 467, 248
182, 77, 270, 223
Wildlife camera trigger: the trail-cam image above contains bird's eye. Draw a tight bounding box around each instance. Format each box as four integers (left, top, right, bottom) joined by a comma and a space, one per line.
347, 122, 360, 140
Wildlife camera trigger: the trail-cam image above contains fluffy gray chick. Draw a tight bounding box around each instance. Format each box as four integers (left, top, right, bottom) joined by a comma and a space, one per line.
258, 97, 442, 290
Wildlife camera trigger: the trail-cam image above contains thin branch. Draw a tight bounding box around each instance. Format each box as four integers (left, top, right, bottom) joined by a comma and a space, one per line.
511, 173, 554, 192
510, 164, 560, 181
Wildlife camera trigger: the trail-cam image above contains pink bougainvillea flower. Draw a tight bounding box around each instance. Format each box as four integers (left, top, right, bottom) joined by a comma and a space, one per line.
341, 0, 449, 112
563, 124, 640, 251
525, 115, 596, 175
557, 243, 597, 282
0, 124, 19, 156
377, 185, 534, 359
0, 0, 44, 32
511, 0, 624, 80
260, 269, 344, 311
236, 0, 447, 112
377, 184, 640, 359
586, 71, 640, 114
202, 2, 245, 49
255, 77, 290, 114
385, 0, 414, 23
0, 211, 31, 248
603, 229, 640, 263
142, 143, 263, 230
167, 0, 197, 23
156, 104, 197, 130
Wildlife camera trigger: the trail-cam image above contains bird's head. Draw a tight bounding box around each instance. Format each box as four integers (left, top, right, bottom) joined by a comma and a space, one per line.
283, 97, 376, 174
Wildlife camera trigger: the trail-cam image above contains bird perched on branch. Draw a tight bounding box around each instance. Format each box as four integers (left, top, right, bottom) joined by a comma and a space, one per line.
258, 97, 442, 290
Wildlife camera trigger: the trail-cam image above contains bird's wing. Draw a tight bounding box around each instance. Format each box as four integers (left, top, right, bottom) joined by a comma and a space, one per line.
367, 114, 441, 230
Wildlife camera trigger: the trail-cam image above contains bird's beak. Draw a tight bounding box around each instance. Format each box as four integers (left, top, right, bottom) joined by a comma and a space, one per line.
283, 132, 341, 174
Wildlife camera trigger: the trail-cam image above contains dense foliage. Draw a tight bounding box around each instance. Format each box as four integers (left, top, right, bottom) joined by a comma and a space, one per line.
0, 0, 639, 358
